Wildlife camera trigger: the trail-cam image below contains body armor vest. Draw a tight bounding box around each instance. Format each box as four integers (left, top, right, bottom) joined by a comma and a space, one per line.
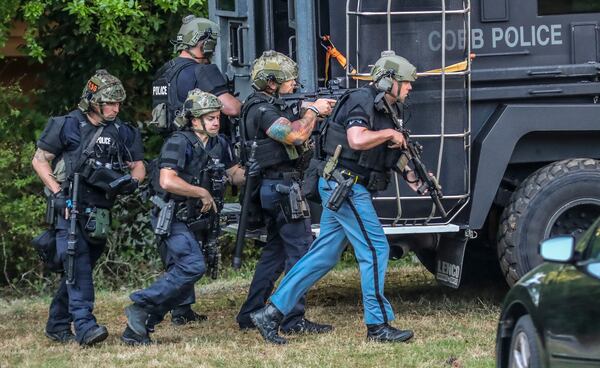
59, 110, 131, 208
240, 91, 299, 170
152, 130, 223, 203
322, 86, 401, 175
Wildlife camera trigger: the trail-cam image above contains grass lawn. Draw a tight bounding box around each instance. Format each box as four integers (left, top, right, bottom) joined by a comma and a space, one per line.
0, 262, 504, 368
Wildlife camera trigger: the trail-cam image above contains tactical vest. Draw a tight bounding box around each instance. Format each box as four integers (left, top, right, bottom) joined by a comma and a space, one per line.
322, 87, 401, 174
151, 130, 224, 203
49, 110, 131, 208
240, 92, 298, 170
151, 58, 198, 134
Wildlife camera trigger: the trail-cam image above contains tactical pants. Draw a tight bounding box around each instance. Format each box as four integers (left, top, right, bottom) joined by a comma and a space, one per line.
270, 177, 396, 325
237, 178, 312, 330
157, 235, 196, 318
46, 217, 106, 344
130, 220, 206, 317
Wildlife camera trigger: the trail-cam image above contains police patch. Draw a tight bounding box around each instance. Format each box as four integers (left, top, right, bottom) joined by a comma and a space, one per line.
87, 81, 99, 93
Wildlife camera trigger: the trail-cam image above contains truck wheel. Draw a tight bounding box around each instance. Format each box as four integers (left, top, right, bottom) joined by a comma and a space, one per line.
497, 159, 600, 285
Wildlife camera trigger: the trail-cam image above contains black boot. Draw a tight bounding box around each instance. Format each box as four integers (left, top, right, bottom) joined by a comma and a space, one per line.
121, 326, 152, 346
45, 329, 75, 343
250, 304, 287, 345
124, 304, 149, 338
80, 325, 109, 347
171, 309, 208, 326
281, 318, 333, 335
366, 323, 414, 343
146, 313, 163, 333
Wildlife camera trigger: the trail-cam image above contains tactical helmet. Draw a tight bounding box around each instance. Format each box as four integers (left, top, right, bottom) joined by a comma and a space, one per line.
371, 50, 417, 84
183, 88, 223, 118
78, 69, 126, 112
251, 50, 298, 91
173, 15, 219, 54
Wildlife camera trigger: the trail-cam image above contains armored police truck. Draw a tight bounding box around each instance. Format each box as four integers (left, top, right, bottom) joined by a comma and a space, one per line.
210, 0, 600, 287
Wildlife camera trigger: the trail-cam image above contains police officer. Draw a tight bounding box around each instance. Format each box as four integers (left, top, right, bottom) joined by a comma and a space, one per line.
235, 50, 334, 334
32, 70, 145, 346
251, 51, 424, 344
122, 89, 244, 345
152, 14, 242, 325
154, 14, 240, 130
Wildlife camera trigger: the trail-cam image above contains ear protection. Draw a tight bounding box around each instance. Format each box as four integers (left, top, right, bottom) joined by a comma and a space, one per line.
375, 70, 396, 94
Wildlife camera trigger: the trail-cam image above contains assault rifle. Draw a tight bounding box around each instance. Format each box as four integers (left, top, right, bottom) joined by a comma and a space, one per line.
203, 159, 226, 279
377, 94, 448, 218
66, 173, 80, 285
281, 79, 348, 108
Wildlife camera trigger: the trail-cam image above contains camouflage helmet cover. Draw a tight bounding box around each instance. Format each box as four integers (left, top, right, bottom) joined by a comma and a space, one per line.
78, 69, 126, 112
371, 50, 417, 83
183, 88, 223, 118
251, 50, 298, 91
173, 15, 220, 53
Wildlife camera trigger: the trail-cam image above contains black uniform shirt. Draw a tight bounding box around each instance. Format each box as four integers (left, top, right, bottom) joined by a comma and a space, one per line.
175, 58, 228, 103
336, 86, 396, 178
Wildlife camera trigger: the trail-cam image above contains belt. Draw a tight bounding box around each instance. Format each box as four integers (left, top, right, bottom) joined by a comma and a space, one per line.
262, 170, 301, 181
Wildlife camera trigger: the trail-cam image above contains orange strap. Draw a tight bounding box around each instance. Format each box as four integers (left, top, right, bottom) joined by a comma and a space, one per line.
321, 35, 358, 83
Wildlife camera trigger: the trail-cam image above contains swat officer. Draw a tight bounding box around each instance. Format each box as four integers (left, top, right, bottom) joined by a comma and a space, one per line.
122, 89, 244, 345
151, 14, 242, 325
251, 51, 424, 344
32, 70, 145, 346
152, 15, 240, 134
235, 50, 334, 334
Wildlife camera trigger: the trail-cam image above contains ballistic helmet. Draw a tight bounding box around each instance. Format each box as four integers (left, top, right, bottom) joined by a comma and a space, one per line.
173, 15, 219, 54
371, 50, 417, 83
183, 89, 223, 118
251, 50, 298, 91
78, 69, 126, 113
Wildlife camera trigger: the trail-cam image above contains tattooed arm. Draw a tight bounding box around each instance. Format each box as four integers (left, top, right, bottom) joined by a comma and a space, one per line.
32, 148, 61, 194
265, 98, 336, 145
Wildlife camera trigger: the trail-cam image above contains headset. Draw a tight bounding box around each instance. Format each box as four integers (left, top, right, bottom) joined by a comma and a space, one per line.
374, 70, 396, 94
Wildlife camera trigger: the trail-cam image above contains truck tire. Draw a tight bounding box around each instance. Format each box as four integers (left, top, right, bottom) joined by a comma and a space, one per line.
497, 159, 600, 285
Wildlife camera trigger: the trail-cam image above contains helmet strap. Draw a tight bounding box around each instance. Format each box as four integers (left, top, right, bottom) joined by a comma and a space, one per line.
191, 117, 218, 137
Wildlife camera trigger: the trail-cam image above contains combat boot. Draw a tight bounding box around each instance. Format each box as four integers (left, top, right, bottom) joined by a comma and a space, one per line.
171, 309, 208, 326
80, 325, 109, 347
121, 326, 152, 346
281, 318, 333, 334
366, 323, 414, 343
45, 329, 75, 343
122, 304, 151, 346
146, 313, 163, 333
250, 304, 287, 345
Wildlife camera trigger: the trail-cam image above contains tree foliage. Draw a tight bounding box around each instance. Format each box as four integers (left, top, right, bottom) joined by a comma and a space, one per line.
1, 0, 207, 71
0, 0, 215, 290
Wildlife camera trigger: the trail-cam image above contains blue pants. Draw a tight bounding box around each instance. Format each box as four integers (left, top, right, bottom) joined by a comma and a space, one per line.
130, 220, 206, 317
237, 179, 312, 329
156, 240, 195, 317
46, 217, 105, 344
270, 177, 395, 325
